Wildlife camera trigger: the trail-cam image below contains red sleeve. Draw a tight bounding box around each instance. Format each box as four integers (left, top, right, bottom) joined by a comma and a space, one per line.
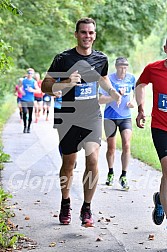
138, 64, 151, 85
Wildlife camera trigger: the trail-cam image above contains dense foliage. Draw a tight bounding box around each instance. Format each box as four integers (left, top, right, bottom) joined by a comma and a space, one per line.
0, 0, 167, 98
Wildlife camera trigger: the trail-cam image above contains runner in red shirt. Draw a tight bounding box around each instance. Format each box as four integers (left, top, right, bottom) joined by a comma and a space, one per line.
136, 39, 167, 228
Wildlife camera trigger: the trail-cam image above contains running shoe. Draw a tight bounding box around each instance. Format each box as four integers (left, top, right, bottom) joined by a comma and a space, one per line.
23, 127, 27, 133
80, 206, 94, 227
119, 176, 129, 190
152, 192, 164, 225
27, 127, 30, 133
59, 203, 71, 225
106, 173, 114, 186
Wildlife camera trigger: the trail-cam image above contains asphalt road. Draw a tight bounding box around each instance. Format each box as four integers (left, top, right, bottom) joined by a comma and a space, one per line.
1, 109, 167, 252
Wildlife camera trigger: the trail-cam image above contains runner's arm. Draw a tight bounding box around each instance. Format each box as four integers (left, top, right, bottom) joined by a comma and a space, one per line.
98, 94, 114, 104
99, 75, 121, 106
135, 79, 147, 128
41, 71, 81, 96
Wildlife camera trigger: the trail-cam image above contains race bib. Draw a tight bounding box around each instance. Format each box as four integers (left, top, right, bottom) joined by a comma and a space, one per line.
118, 84, 131, 96
158, 93, 167, 112
75, 82, 97, 100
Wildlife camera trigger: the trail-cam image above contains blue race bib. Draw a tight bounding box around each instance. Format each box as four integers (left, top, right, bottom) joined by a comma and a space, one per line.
158, 93, 167, 112
117, 84, 131, 96
75, 82, 97, 100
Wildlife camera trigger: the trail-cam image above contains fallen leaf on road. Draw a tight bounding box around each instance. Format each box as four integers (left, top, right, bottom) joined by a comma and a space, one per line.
13, 202, 18, 205
25, 216, 30, 220
17, 236, 38, 250
97, 217, 104, 222
7, 220, 16, 229
148, 234, 154, 240
49, 242, 56, 247
96, 237, 103, 241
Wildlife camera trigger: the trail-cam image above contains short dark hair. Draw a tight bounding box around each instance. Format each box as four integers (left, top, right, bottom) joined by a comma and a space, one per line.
75, 17, 96, 32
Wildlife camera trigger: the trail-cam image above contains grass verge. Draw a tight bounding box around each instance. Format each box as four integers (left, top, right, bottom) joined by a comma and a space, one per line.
116, 116, 160, 170
101, 85, 161, 171
0, 94, 22, 250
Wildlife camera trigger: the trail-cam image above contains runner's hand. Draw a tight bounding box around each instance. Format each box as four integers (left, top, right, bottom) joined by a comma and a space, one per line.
127, 101, 135, 108
109, 89, 122, 107
69, 71, 81, 86
136, 112, 146, 128
27, 87, 34, 93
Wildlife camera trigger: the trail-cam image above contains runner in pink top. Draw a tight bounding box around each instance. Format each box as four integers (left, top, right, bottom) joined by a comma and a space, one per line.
15, 78, 23, 121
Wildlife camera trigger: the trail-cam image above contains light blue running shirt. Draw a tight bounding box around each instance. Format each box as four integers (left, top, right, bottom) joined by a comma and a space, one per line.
21, 78, 35, 102
99, 72, 135, 119
54, 96, 62, 109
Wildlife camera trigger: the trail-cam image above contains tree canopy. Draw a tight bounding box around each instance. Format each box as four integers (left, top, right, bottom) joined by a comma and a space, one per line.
0, 0, 167, 97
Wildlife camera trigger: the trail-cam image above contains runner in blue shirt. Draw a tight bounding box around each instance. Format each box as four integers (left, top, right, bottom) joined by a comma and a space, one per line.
99, 57, 135, 190
20, 68, 40, 133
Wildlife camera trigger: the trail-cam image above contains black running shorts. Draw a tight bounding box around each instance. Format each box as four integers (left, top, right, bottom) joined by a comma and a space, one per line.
104, 118, 132, 138
57, 118, 102, 155
151, 127, 167, 160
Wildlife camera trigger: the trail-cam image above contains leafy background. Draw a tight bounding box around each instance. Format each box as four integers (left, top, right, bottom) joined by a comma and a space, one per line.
0, 0, 167, 87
